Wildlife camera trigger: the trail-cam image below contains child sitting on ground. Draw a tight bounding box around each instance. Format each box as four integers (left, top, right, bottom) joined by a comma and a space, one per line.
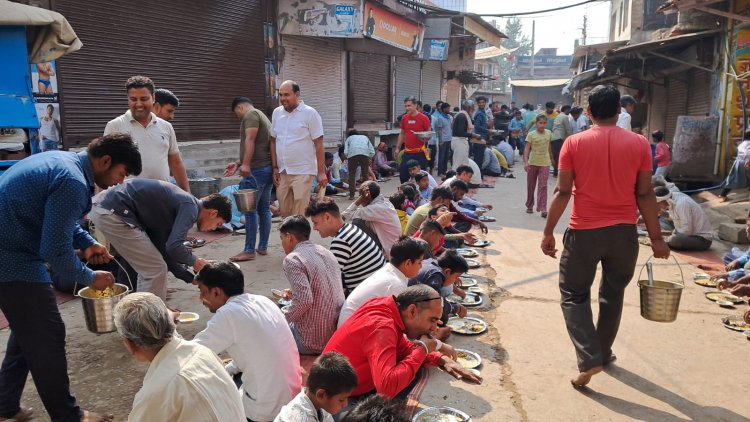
408, 250, 470, 340
275, 352, 358, 422
415, 171, 433, 202
389, 192, 409, 234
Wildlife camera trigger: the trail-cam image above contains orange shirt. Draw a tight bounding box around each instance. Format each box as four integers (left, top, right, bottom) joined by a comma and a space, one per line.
558, 126, 652, 230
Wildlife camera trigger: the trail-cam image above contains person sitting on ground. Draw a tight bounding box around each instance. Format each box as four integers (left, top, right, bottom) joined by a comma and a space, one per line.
442, 163, 474, 189
654, 187, 713, 251
713, 218, 750, 285
342, 181, 402, 260
482, 141, 507, 178
274, 352, 358, 422
192, 261, 302, 421
408, 250, 470, 339
306, 198, 386, 295
405, 187, 454, 236
405, 186, 483, 241
448, 180, 490, 233
333, 145, 348, 184
412, 218, 448, 257
338, 237, 427, 326
389, 192, 409, 233
373, 142, 397, 178
415, 171, 433, 202
340, 394, 410, 422
440, 165, 493, 212
494, 134, 515, 169
406, 159, 438, 188
279, 216, 344, 355
114, 292, 245, 422
323, 152, 348, 196
323, 285, 481, 411
399, 184, 423, 212
89, 178, 231, 300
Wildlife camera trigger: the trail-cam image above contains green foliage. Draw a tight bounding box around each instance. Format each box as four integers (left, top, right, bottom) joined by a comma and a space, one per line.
497, 18, 533, 87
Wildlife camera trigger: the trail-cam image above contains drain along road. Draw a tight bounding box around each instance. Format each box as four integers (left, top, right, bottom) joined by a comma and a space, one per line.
2, 174, 749, 421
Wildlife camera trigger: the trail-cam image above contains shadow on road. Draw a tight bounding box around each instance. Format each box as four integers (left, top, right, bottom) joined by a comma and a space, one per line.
581, 365, 749, 421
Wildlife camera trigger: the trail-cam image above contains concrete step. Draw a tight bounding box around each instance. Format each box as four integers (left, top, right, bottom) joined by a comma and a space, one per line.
183, 156, 234, 168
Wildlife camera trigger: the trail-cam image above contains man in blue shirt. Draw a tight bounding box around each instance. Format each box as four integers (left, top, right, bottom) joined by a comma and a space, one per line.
0, 133, 141, 422
472, 96, 489, 167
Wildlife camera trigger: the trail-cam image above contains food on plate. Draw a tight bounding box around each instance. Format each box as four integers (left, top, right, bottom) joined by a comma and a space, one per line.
722, 316, 750, 331
455, 350, 481, 369
447, 317, 487, 334
706, 291, 744, 303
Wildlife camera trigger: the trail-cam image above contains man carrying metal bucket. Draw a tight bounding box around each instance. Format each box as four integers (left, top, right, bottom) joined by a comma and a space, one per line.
0, 133, 142, 422
541, 85, 670, 388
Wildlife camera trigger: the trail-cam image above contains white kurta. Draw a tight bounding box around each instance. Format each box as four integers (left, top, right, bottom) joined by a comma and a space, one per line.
128, 337, 245, 422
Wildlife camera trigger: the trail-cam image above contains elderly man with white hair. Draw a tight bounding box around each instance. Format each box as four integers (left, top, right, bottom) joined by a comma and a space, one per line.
114, 292, 245, 422
654, 186, 713, 251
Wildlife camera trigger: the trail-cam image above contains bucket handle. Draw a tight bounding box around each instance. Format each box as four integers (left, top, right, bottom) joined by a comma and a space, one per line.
637, 255, 684, 287
240, 175, 259, 190
75, 257, 134, 297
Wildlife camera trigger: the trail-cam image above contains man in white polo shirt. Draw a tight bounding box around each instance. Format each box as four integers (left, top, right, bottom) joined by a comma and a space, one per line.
104, 75, 190, 192
270, 80, 326, 217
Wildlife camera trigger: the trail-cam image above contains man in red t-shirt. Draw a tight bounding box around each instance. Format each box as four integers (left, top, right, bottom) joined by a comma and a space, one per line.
396, 96, 432, 183
541, 85, 670, 388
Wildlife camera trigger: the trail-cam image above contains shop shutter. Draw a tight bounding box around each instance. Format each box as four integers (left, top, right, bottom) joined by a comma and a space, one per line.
687, 69, 712, 116
421, 61, 443, 105
349, 53, 390, 125
395, 57, 422, 113
54, 0, 266, 146
665, 77, 688, 142
281, 35, 344, 147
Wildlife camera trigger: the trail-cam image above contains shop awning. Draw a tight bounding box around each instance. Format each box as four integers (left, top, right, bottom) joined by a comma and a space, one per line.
475, 45, 513, 60
562, 68, 602, 94
461, 15, 506, 48
606, 29, 721, 58
657, 0, 750, 24
0, 1, 82, 62
510, 78, 570, 88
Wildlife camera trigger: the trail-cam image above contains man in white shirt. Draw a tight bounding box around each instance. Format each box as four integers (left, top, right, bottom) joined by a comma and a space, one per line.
193, 262, 302, 421
655, 187, 713, 251
338, 237, 426, 327
104, 75, 190, 192
271, 80, 327, 217
616, 95, 636, 131
342, 181, 402, 260
114, 292, 245, 422
569, 107, 588, 133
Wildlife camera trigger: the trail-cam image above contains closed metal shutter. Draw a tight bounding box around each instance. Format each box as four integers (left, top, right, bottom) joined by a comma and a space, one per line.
54, 0, 266, 146
687, 69, 711, 116
665, 77, 688, 142
349, 53, 390, 124
281, 35, 344, 147
421, 61, 443, 105
395, 57, 422, 112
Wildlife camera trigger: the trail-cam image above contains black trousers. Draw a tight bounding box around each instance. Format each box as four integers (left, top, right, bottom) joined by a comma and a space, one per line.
551, 139, 564, 175
0, 282, 81, 421
559, 225, 639, 372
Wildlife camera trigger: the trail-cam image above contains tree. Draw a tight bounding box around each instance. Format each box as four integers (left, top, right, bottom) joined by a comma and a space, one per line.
497, 18, 533, 90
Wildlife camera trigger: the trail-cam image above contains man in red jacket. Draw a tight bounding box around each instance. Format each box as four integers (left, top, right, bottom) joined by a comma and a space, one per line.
323, 285, 480, 417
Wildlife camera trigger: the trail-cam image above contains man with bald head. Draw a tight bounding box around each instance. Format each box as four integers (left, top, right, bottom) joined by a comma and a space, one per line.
270, 80, 327, 217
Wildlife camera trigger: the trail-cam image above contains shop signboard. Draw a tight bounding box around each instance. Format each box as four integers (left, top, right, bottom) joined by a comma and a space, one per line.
363, 1, 424, 53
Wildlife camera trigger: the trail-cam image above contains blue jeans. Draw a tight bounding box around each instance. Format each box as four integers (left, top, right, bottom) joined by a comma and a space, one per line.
241, 165, 273, 253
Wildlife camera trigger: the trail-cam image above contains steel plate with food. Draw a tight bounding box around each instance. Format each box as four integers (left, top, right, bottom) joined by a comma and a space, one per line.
455, 349, 482, 369
413, 406, 471, 422
722, 315, 750, 332
466, 239, 490, 248
694, 277, 718, 288
705, 291, 745, 304
446, 292, 482, 307
456, 248, 479, 258
446, 317, 488, 335
458, 277, 477, 288
176, 312, 200, 324
464, 259, 480, 269
411, 130, 435, 140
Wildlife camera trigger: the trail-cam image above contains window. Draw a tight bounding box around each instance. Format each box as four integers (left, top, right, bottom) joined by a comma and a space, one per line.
623, 0, 630, 30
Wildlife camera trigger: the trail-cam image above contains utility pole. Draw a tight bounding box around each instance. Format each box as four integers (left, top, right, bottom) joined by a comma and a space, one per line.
530, 20, 535, 77
582, 15, 588, 45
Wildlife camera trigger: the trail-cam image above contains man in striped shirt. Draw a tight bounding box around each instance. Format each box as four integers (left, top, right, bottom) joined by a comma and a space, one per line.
279, 216, 344, 355
306, 198, 386, 295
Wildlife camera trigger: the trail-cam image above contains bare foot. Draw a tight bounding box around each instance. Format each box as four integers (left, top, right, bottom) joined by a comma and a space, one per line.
81, 410, 114, 422
720, 196, 730, 203
0, 408, 33, 421
229, 251, 256, 262
256, 249, 268, 256
570, 366, 603, 388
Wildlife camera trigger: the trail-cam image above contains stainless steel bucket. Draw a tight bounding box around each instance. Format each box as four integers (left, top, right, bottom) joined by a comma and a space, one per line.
77, 283, 131, 334
637, 256, 684, 323
233, 176, 259, 213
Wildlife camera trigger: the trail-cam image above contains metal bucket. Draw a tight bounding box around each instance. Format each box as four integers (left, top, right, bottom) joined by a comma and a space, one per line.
77, 283, 131, 333
637, 256, 684, 323
233, 176, 258, 213
188, 177, 221, 198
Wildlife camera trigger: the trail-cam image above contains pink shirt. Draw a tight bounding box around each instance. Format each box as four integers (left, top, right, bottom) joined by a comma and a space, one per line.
559, 126, 652, 230
655, 141, 671, 167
